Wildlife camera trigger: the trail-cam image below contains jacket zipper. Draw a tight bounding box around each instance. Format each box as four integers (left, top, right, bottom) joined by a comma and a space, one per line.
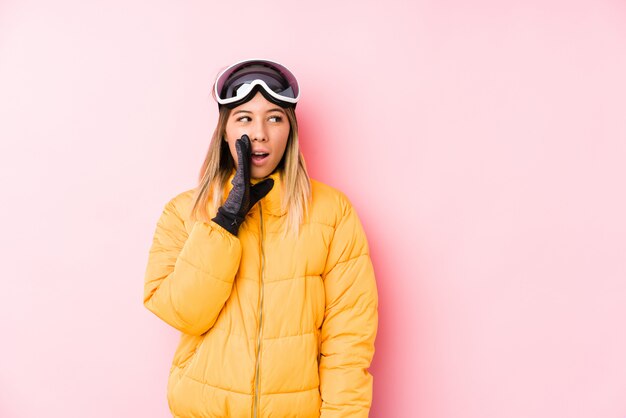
252, 205, 266, 418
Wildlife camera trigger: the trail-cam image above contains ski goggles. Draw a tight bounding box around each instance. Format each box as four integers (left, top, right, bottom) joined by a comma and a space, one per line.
214, 59, 300, 108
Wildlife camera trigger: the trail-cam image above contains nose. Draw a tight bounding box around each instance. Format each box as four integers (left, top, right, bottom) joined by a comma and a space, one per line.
249, 119, 267, 142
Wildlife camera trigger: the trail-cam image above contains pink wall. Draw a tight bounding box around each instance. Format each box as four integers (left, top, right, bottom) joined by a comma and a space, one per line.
1, 0, 625, 417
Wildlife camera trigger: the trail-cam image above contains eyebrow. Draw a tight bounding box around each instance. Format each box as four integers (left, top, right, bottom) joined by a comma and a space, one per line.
232, 108, 286, 115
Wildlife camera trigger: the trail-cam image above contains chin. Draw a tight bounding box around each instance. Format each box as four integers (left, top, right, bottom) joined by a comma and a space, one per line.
251, 169, 271, 179
252, 165, 279, 179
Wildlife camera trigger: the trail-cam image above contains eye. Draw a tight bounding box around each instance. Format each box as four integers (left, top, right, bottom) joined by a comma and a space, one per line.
268, 115, 283, 123
236, 115, 251, 122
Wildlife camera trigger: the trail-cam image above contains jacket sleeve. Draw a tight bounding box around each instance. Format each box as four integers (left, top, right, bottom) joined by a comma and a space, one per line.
319, 197, 379, 417
143, 197, 241, 336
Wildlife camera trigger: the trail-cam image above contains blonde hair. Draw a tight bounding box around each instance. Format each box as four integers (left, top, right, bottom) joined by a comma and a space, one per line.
189, 105, 311, 236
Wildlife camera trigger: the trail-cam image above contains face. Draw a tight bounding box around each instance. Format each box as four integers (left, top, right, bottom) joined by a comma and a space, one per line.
224, 92, 291, 179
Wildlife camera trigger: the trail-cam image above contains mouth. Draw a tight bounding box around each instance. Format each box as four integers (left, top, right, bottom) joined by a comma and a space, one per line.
251, 151, 269, 165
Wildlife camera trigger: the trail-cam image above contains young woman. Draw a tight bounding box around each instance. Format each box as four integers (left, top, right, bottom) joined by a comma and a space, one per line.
143, 59, 378, 417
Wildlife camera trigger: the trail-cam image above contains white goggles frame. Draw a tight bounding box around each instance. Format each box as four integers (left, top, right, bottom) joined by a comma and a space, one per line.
213, 58, 300, 107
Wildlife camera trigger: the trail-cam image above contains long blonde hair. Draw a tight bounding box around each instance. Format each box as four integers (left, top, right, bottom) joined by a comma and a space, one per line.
189, 105, 311, 236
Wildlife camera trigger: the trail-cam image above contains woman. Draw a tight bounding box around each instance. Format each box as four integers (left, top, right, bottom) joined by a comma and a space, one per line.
143, 58, 378, 417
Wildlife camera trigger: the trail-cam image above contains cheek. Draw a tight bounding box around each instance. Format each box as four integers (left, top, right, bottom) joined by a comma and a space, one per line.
275, 128, 290, 155
224, 125, 238, 158
223, 135, 237, 163
224, 124, 236, 143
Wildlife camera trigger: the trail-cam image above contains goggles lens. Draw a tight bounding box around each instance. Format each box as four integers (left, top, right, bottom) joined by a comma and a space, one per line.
215, 59, 300, 107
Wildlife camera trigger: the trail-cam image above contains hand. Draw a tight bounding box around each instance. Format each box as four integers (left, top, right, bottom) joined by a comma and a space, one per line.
211, 135, 274, 235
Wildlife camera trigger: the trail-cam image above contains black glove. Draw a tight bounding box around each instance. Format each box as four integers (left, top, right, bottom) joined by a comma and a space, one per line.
211, 135, 274, 236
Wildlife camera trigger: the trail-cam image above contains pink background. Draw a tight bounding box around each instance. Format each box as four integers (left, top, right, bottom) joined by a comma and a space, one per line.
1, 1, 625, 417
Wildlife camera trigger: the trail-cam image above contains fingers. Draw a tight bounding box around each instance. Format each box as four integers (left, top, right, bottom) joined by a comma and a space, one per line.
235, 134, 251, 183
235, 134, 251, 165
240, 134, 250, 148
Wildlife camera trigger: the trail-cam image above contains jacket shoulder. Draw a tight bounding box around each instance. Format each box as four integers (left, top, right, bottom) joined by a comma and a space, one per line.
309, 179, 354, 227
158, 188, 197, 231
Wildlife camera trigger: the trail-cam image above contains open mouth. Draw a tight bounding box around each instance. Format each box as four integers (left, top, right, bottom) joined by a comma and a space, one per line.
251, 151, 269, 164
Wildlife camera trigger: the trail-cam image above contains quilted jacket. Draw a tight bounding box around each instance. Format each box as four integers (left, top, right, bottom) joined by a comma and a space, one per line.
143, 172, 378, 417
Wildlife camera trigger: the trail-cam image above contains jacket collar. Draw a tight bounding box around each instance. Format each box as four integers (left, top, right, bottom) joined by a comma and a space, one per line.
224, 170, 285, 217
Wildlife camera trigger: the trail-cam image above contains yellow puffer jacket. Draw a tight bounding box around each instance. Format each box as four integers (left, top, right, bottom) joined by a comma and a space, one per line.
143, 172, 378, 417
